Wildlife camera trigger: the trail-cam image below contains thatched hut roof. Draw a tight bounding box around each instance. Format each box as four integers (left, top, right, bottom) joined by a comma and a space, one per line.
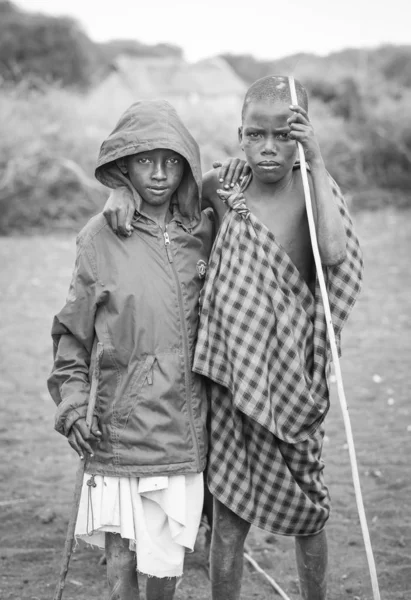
92, 55, 246, 100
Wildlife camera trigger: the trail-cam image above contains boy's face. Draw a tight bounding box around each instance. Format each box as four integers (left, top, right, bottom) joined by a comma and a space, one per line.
126, 149, 185, 208
239, 100, 297, 184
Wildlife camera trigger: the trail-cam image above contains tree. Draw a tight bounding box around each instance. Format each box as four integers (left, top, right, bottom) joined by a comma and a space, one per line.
0, 1, 104, 87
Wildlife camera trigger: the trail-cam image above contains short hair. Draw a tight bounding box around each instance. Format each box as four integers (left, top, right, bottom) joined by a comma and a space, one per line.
241, 75, 308, 121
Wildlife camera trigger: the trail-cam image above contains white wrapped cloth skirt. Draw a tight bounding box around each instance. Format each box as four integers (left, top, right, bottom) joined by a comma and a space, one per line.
75, 472, 204, 578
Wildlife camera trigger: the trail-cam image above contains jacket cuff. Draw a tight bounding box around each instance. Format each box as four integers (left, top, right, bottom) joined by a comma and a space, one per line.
55, 395, 88, 437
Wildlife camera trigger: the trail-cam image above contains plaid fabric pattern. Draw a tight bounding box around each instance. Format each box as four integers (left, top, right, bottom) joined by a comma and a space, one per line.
193, 169, 363, 534
193, 170, 363, 444
207, 383, 330, 535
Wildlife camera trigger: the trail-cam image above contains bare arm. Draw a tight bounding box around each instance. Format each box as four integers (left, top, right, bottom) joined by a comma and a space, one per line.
202, 158, 250, 230
201, 168, 227, 231
103, 187, 135, 237
289, 105, 347, 266
309, 160, 347, 265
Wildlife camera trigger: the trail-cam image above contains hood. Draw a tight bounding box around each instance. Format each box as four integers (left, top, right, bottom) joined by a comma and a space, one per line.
95, 100, 202, 224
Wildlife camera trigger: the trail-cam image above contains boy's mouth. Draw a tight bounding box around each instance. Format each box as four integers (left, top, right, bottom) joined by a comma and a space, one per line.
147, 186, 168, 195
258, 161, 281, 170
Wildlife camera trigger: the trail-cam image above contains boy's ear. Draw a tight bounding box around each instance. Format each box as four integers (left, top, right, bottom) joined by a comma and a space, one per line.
116, 158, 128, 174
238, 126, 243, 149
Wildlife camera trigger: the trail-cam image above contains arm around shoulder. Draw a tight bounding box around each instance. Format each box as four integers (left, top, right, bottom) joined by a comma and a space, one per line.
201, 169, 220, 211
201, 169, 228, 229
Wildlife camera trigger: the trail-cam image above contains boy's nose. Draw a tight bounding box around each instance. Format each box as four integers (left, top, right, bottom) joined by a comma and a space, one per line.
152, 164, 167, 180
263, 142, 277, 154
262, 140, 278, 155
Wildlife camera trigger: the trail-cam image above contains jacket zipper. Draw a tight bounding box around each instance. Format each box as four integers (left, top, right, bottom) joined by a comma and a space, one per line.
161, 225, 200, 464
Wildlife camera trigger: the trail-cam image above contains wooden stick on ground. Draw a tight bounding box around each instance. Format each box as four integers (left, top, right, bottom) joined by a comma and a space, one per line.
288, 76, 381, 600
53, 459, 87, 600
53, 342, 103, 600
244, 552, 292, 600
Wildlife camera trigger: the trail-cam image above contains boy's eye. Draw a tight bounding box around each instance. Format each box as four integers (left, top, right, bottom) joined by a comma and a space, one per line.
277, 132, 290, 141
248, 132, 261, 139
137, 157, 151, 164
166, 157, 180, 164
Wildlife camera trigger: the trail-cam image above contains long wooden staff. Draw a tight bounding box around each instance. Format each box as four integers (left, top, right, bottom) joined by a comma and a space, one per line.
288, 76, 381, 600
53, 342, 104, 600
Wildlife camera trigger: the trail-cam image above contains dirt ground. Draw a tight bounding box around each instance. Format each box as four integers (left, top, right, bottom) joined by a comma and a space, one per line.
0, 208, 410, 600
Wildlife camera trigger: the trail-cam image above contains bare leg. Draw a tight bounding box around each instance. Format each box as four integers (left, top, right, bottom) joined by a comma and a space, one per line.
210, 498, 251, 600
105, 532, 140, 600
295, 529, 328, 600
146, 576, 177, 600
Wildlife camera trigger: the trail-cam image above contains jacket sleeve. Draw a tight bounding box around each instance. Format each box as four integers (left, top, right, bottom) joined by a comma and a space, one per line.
47, 237, 100, 437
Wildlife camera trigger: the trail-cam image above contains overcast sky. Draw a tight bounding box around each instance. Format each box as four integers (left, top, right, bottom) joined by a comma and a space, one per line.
15, 0, 411, 62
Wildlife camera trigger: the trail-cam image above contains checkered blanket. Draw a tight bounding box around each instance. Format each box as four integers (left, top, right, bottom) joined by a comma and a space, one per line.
193, 171, 363, 445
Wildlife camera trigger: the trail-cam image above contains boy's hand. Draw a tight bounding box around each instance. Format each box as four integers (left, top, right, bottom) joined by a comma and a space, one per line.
103, 187, 136, 237
68, 416, 101, 459
213, 158, 250, 190
287, 106, 324, 167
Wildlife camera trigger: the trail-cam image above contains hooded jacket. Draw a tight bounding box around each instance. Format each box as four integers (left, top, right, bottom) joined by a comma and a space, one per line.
47, 100, 214, 477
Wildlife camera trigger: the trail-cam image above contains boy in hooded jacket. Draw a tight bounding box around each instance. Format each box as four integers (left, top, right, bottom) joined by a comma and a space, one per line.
48, 99, 245, 599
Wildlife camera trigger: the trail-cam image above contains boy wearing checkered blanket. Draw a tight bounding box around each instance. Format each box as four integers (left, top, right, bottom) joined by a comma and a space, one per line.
193, 75, 363, 600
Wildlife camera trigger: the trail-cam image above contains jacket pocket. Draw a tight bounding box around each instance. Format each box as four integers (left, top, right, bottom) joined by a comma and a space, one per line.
119, 351, 194, 466
115, 355, 156, 427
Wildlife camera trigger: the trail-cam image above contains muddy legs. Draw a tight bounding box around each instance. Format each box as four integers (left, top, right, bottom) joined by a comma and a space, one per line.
210, 500, 328, 600
105, 533, 140, 600
210, 499, 251, 600
145, 576, 177, 600
105, 532, 177, 600
295, 529, 328, 600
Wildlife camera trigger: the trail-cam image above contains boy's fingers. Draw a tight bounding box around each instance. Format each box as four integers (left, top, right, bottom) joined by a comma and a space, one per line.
289, 130, 312, 143
68, 431, 84, 459
289, 104, 307, 115
218, 163, 229, 184
73, 428, 94, 457
216, 189, 231, 200
289, 123, 309, 132
73, 419, 96, 441
288, 113, 309, 126
125, 205, 133, 236
124, 192, 138, 236
241, 163, 251, 176
90, 417, 102, 438
231, 163, 245, 186
289, 105, 310, 121
117, 208, 130, 237
223, 161, 238, 189
109, 212, 119, 235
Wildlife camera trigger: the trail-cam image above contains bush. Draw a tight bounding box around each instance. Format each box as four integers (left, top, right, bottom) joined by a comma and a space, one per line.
0, 84, 107, 233
0, 2, 103, 87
